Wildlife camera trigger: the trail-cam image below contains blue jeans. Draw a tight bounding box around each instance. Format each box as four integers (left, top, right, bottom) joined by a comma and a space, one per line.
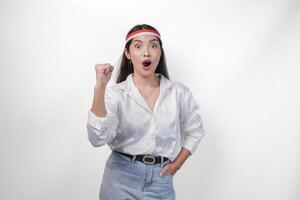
99, 151, 176, 200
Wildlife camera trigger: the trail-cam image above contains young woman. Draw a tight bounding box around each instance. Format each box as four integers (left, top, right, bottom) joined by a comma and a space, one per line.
87, 24, 205, 200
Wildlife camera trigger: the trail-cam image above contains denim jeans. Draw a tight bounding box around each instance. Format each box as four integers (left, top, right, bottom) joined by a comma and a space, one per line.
99, 151, 176, 200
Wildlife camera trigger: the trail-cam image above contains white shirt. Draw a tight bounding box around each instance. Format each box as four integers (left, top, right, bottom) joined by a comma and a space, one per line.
86, 73, 205, 161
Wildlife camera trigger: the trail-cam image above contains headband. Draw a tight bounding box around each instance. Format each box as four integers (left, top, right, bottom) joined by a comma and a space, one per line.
125, 29, 161, 43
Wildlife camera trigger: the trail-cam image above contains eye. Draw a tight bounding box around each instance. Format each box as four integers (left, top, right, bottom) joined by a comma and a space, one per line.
151, 43, 158, 48
151, 43, 158, 49
134, 44, 142, 49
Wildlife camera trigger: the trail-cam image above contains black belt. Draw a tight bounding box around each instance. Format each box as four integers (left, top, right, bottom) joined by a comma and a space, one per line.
116, 151, 169, 165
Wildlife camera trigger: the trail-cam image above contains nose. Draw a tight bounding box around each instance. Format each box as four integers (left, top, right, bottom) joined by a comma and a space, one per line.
143, 47, 150, 57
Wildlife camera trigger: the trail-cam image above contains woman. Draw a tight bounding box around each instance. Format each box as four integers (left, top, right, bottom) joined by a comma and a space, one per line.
87, 24, 205, 200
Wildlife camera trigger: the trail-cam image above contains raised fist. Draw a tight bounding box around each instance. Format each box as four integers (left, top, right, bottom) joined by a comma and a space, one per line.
94, 63, 114, 86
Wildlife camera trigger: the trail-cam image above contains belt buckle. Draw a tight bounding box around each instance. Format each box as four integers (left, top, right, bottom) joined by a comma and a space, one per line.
142, 155, 155, 164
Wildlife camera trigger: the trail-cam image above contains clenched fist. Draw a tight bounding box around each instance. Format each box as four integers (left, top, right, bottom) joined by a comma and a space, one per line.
95, 63, 114, 86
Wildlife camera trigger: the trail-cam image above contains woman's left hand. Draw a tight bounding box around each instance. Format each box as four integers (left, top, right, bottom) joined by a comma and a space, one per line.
159, 162, 180, 176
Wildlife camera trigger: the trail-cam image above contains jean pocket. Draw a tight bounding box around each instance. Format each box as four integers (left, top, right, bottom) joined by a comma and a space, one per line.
161, 160, 174, 177
164, 172, 174, 177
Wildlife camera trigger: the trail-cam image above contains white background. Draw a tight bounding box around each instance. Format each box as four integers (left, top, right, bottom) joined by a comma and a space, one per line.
1, 0, 299, 199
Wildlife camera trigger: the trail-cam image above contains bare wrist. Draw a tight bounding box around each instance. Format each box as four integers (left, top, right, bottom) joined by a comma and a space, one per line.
171, 161, 182, 170
94, 83, 107, 91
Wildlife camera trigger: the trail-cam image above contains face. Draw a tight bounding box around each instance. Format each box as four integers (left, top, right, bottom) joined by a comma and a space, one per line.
125, 34, 161, 77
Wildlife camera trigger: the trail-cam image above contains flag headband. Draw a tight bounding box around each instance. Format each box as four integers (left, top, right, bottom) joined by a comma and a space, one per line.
125, 29, 161, 43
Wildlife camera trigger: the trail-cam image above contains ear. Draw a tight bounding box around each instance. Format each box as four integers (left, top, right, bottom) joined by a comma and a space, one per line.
124, 48, 131, 60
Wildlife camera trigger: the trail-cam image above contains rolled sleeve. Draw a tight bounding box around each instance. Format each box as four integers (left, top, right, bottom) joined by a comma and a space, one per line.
86, 87, 119, 147
179, 86, 205, 155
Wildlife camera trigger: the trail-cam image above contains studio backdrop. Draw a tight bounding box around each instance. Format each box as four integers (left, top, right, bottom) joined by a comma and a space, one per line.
0, 0, 299, 199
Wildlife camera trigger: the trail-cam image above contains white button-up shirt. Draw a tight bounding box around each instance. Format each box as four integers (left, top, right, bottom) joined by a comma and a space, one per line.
86, 73, 205, 161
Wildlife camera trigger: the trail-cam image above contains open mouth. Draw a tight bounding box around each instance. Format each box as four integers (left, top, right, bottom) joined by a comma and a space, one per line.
142, 60, 152, 67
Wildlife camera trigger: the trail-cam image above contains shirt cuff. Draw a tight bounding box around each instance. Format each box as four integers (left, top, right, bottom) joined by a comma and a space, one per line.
182, 133, 205, 155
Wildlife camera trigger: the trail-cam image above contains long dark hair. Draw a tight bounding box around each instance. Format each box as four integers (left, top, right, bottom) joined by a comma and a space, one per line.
116, 24, 170, 83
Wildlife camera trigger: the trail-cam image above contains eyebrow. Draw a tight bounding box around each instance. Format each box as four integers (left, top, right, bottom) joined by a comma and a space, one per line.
132, 39, 159, 43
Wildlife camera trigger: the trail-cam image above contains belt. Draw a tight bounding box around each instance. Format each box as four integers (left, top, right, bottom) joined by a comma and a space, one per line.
116, 151, 169, 165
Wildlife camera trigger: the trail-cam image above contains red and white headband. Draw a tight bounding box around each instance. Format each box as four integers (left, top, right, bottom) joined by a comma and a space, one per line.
125, 29, 161, 43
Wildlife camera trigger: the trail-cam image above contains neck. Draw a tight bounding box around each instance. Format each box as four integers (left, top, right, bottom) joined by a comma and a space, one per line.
132, 73, 160, 88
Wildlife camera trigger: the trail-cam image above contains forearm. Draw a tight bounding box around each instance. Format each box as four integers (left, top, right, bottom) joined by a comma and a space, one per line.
172, 147, 191, 170
91, 84, 107, 118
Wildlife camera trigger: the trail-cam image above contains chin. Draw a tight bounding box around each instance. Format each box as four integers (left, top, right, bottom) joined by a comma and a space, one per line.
133, 65, 157, 77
